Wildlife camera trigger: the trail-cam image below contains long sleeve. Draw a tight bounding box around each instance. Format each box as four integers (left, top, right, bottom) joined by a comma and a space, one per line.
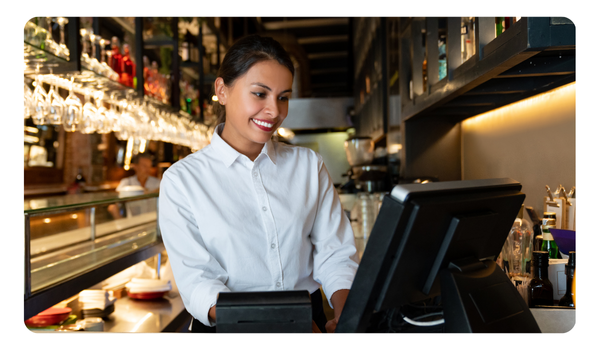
310, 154, 359, 308
158, 170, 231, 326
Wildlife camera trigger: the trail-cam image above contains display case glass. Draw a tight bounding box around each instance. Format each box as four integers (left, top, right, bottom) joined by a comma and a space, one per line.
25, 192, 160, 294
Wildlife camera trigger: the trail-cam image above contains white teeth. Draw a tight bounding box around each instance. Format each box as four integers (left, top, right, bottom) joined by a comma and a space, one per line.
252, 119, 273, 128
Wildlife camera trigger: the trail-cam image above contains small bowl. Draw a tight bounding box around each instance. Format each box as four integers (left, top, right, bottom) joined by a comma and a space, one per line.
127, 290, 167, 300
25, 307, 72, 327
550, 228, 576, 254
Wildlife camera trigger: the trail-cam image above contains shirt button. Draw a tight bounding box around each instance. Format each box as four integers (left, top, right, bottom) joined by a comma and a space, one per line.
253, 172, 258, 177
262, 206, 267, 211
271, 243, 276, 249
276, 282, 281, 287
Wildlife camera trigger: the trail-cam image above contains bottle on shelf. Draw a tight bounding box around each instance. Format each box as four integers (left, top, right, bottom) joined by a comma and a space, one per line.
541, 216, 560, 259
143, 56, 151, 95
109, 37, 123, 80
528, 251, 554, 307
495, 17, 504, 37
558, 251, 576, 307
460, 17, 475, 63
438, 37, 447, 80
121, 43, 135, 88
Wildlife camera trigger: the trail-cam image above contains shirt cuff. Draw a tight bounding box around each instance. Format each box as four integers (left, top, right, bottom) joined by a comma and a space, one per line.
321, 276, 355, 309
190, 281, 231, 327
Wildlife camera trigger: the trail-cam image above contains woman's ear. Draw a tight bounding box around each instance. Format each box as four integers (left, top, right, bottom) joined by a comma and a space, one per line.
214, 77, 227, 105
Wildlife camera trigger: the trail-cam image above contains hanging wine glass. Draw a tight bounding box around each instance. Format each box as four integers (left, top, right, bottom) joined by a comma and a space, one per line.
80, 91, 97, 134
105, 91, 121, 133
94, 90, 111, 134
31, 75, 49, 125
24, 82, 34, 119
115, 92, 135, 141
46, 74, 66, 125
63, 77, 83, 132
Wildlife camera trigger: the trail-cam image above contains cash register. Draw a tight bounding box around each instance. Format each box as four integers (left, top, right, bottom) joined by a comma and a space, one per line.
216, 178, 541, 333
336, 177, 541, 332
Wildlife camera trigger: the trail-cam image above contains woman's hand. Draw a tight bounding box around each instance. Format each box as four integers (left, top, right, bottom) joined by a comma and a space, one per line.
326, 289, 350, 333
312, 320, 322, 333
325, 318, 338, 333
208, 305, 217, 323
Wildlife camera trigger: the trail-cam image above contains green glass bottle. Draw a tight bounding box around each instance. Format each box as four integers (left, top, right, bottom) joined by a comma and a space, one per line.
541, 218, 560, 259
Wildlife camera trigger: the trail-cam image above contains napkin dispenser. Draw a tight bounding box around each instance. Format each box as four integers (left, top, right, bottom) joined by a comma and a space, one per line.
216, 290, 312, 333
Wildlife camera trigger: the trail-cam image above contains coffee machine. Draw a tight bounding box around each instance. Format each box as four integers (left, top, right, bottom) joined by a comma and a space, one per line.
340, 136, 390, 194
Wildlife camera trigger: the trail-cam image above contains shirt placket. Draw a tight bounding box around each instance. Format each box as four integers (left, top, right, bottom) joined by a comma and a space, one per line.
251, 160, 284, 290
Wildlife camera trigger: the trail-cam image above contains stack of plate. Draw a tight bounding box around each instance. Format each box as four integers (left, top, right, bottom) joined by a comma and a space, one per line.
125, 278, 171, 300
25, 307, 72, 328
79, 290, 116, 318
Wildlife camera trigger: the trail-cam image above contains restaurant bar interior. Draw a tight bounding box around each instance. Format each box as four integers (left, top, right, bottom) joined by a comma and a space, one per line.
16, 15, 580, 339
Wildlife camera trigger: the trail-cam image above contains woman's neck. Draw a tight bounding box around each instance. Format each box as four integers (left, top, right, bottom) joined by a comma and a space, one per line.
220, 123, 264, 161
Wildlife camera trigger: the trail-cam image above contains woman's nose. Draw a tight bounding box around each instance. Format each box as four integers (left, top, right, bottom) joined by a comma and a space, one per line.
264, 97, 279, 117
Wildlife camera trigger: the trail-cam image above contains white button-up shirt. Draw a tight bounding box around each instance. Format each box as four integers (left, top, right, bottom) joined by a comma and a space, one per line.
159, 124, 358, 327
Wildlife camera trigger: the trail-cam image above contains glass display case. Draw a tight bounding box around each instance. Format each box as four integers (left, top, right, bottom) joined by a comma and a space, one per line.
24, 191, 163, 320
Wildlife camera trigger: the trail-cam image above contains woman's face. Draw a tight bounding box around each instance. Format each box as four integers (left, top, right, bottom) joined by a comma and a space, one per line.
217, 59, 293, 149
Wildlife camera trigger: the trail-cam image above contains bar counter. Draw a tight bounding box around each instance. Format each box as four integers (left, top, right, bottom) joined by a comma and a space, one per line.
103, 290, 190, 332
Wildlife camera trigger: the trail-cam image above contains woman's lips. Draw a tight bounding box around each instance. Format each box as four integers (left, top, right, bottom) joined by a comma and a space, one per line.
251, 118, 275, 131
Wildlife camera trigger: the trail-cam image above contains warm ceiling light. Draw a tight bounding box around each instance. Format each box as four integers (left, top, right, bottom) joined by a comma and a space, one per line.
139, 139, 147, 153
277, 127, 295, 139
44, 218, 51, 223
71, 214, 78, 219
462, 82, 575, 129
211, 95, 219, 102
388, 143, 403, 153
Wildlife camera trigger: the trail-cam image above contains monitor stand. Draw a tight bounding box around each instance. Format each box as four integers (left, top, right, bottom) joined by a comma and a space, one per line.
440, 257, 541, 333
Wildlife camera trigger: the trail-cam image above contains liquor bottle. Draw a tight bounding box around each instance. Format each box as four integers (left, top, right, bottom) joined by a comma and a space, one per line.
559, 251, 575, 307
121, 44, 134, 88
528, 251, 554, 307
109, 37, 123, 79
495, 17, 504, 37
541, 217, 560, 259
143, 56, 151, 95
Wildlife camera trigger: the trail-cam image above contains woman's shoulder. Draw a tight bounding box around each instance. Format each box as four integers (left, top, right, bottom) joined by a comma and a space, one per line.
163, 145, 216, 179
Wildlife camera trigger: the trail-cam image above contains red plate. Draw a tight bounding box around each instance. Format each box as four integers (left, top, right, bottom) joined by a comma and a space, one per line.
127, 291, 166, 300
25, 307, 72, 327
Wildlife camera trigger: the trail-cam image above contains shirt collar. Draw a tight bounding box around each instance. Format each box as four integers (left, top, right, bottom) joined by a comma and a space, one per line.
210, 123, 277, 167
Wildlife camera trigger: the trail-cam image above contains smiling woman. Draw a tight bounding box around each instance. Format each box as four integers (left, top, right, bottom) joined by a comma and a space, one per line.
215, 60, 293, 160
213, 35, 295, 161
158, 34, 359, 334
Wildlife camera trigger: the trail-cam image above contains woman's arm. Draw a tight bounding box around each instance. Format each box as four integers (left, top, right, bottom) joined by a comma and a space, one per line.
324, 289, 350, 332
159, 169, 231, 327
309, 152, 359, 331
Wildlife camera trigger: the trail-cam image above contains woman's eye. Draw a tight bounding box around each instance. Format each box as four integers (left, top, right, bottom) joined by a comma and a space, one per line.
279, 96, 289, 102
252, 92, 266, 98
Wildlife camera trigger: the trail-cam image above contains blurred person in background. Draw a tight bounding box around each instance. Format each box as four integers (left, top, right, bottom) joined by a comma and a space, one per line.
108, 153, 160, 219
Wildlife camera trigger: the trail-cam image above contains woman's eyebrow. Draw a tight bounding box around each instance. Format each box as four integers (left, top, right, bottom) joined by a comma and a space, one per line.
251, 82, 292, 94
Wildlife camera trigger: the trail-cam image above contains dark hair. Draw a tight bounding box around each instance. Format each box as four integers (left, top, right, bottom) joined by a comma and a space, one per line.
213, 35, 295, 125
132, 152, 154, 164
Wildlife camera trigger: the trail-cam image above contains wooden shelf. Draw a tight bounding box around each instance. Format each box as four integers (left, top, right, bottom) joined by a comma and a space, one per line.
400, 17, 575, 123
